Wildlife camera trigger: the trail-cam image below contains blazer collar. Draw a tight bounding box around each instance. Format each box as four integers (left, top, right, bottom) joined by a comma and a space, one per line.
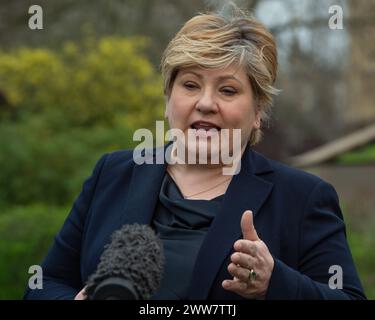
120, 145, 274, 299
120, 146, 167, 225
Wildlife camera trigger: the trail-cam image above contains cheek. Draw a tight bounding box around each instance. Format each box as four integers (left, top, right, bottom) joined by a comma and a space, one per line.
223, 106, 254, 128
168, 89, 197, 118
166, 99, 190, 127
169, 103, 184, 120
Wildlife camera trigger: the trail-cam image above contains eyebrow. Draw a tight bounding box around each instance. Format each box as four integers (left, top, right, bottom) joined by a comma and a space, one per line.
180, 71, 243, 85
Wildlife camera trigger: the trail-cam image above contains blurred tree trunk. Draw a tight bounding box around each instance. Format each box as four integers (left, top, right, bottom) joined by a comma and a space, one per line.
346, 0, 375, 126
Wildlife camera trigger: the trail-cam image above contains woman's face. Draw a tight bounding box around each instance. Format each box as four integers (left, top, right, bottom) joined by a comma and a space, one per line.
165, 64, 260, 164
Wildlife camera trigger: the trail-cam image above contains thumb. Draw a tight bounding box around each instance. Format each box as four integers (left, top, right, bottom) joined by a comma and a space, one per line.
240, 210, 259, 241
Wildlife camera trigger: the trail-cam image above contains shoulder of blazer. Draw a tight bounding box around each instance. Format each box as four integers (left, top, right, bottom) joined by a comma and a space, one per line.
99, 149, 135, 172
251, 149, 328, 192
96, 147, 165, 182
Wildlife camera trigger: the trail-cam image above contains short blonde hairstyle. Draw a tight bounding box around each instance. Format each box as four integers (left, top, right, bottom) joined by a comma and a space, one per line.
161, 5, 279, 145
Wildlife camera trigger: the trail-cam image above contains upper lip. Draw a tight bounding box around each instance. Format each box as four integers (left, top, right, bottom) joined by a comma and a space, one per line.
190, 120, 221, 130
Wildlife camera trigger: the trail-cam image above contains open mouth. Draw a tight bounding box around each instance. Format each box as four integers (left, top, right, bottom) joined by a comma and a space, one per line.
190, 121, 221, 131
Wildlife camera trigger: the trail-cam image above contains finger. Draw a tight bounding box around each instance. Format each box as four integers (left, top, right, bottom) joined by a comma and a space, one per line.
222, 278, 247, 293
74, 287, 87, 300
231, 252, 256, 269
234, 239, 258, 257
227, 263, 255, 283
241, 210, 259, 241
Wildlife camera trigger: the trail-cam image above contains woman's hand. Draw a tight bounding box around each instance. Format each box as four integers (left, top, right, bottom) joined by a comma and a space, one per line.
222, 210, 274, 299
74, 287, 87, 300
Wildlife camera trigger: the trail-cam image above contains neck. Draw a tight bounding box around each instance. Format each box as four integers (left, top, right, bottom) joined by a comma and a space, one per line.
168, 162, 224, 179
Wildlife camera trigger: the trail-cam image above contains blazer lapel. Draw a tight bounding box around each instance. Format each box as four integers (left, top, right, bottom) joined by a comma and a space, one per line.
187, 147, 274, 299
121, 146, 167, 225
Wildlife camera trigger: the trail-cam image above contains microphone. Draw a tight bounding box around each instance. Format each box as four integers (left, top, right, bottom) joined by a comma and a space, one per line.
85, 224, 164, 300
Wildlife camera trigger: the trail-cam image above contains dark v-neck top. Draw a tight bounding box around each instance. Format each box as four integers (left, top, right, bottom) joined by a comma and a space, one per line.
150, 173, 224, 300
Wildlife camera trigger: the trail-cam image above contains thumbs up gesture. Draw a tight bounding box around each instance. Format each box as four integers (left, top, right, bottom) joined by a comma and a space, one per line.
222, 210, 274, 299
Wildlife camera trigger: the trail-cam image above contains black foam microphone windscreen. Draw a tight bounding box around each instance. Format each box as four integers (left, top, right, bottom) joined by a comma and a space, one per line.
85, 224, 164, 300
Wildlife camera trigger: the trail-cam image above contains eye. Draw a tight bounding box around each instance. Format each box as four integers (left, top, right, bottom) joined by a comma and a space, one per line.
183, 81, 199, 90
220, 86, 237, 96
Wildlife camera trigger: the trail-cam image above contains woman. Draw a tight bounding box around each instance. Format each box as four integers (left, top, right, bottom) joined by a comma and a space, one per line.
24, 6, 366, 300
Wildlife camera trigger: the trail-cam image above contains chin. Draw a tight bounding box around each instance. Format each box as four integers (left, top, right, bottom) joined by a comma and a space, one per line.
185, 139, 223, 165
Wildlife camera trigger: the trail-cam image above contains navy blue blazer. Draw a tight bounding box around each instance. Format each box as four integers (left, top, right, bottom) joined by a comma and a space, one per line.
24, 146, 366, 300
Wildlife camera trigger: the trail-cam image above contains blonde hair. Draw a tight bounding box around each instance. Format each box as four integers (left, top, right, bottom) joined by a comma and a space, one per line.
161, 5, 279, 145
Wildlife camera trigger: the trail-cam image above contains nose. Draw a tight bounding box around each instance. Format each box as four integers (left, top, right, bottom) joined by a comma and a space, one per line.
195, 88, 219, 114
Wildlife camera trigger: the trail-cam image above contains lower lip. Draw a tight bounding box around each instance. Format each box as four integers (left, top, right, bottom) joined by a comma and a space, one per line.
190, 128, 220, 138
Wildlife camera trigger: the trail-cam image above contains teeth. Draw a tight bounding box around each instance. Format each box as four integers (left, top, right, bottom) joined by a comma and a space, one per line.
194, 127, 217, 131
191, 124, 220, 130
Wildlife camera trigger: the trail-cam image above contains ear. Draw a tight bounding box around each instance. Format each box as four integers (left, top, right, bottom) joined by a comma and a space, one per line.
253, 108, 261, 129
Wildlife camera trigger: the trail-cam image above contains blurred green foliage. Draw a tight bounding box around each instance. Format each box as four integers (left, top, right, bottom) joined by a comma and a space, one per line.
0, 204, 68, 299
0, 36, 164, 128
0, 36, 164, 206
346, 214, 375, 299
0, 116, 134, 205
335, 143, 375, 165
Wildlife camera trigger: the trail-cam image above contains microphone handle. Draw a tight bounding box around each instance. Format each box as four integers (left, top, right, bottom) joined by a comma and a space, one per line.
91, 277, 139, 300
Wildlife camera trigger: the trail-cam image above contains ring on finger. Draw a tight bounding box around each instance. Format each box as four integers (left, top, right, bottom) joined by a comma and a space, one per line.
248, 268, 257, 282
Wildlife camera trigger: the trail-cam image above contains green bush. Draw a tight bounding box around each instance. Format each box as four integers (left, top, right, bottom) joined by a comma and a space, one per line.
0, 204, 69, 299
0, 36, 165, 206
0, 36, 164, 128
336, 143, 375, 165
346, 214, 375, 299
0, 116, 135, 206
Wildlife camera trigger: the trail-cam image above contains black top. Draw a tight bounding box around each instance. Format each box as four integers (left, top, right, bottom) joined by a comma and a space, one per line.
151, 173, 224, 299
